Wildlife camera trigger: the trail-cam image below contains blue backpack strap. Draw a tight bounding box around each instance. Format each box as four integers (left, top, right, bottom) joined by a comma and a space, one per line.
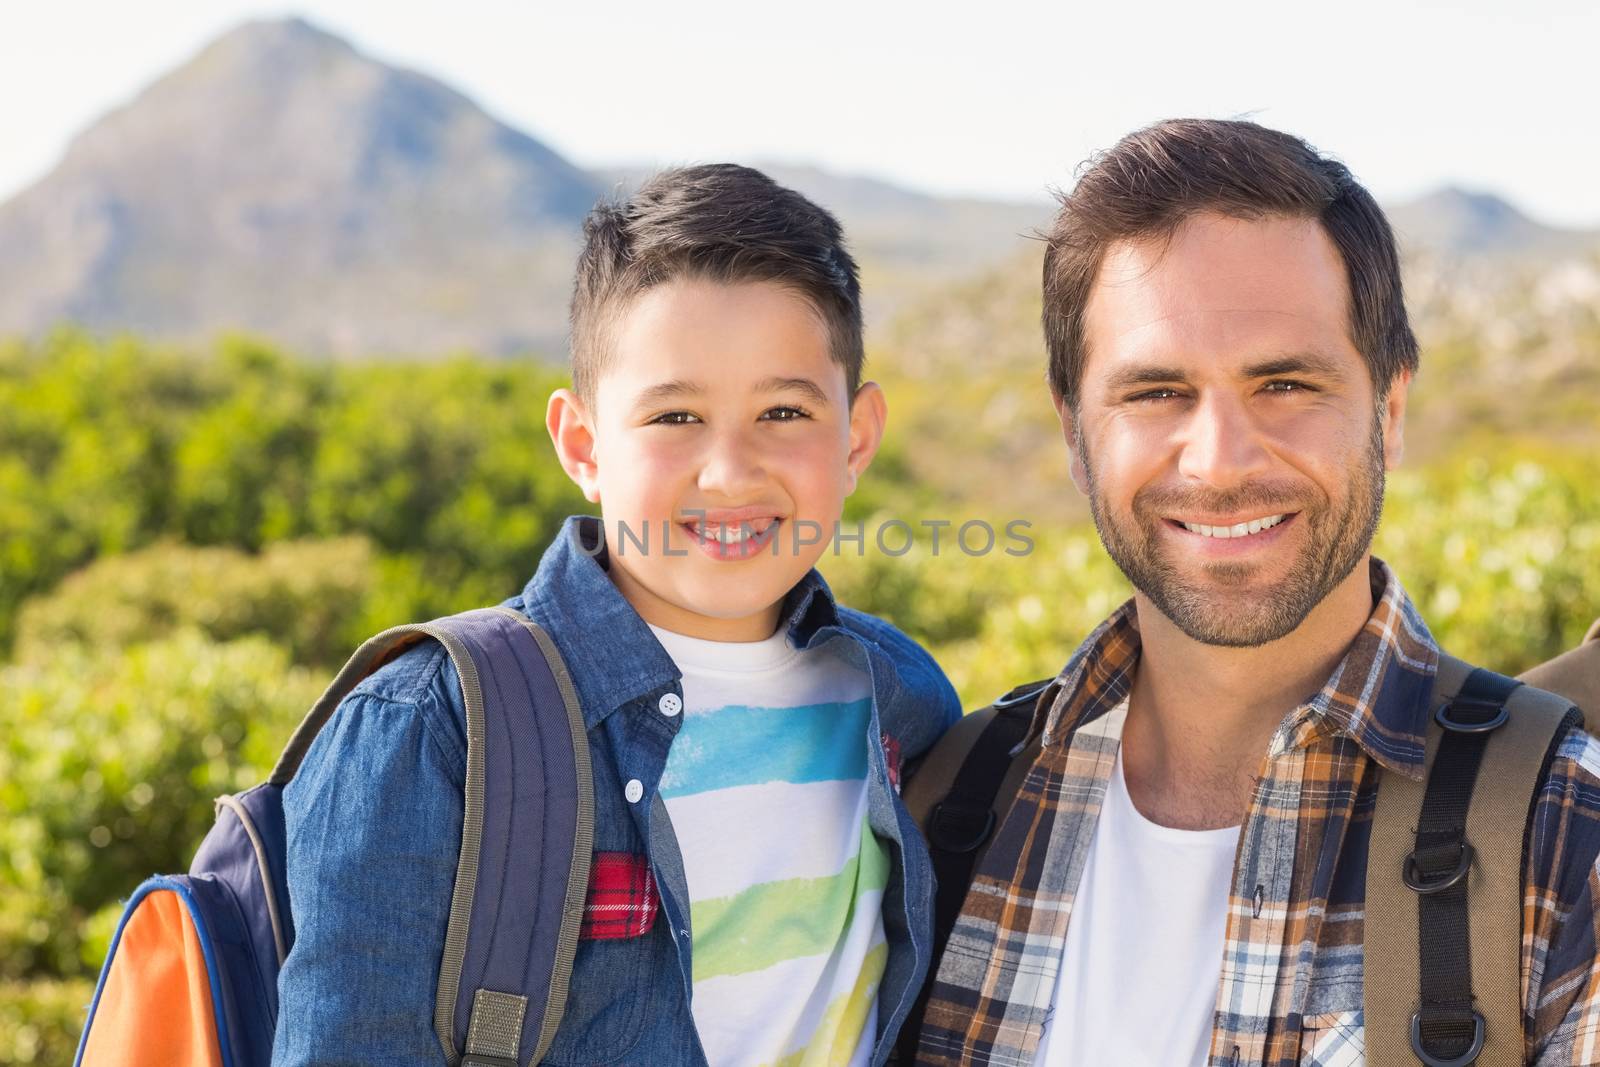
270, 606, 592, 1067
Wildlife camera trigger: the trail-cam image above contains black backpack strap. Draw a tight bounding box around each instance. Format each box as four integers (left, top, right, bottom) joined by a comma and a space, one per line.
895, 678, 1053, 1063
1366, 653, 1579, 1067
1409, 666, 1518, 1064
271, 607, 592, 1067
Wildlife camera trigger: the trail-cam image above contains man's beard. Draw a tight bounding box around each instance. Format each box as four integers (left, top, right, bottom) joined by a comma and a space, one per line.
1083, 419, 1386, 648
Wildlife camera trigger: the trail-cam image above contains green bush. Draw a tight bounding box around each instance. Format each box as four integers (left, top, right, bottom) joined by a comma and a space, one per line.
0, 632, 323, 979
822, 522, 1132, 706
14, 537, 379, 668
1378, 450, 1600, 672
0, 334, 588, 654
0, 979, 93, 1065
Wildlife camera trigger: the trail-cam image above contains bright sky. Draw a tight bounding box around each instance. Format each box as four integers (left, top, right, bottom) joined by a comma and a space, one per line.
4, 0, 1598, 227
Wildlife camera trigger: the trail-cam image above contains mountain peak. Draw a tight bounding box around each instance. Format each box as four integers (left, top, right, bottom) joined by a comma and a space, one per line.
211, 14, 354, 52
1388, 185, 1576, 257
0, 16, 600, 356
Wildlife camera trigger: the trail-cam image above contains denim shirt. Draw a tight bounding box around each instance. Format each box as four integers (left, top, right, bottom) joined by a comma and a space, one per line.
273, 515, 962, 1066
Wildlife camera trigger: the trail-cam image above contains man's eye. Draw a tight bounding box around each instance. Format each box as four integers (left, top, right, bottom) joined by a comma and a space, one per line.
1131, 388, 1181, 402
1263, 380, 1311, 394
649, 411, 701, 425
760, 406, 811, 421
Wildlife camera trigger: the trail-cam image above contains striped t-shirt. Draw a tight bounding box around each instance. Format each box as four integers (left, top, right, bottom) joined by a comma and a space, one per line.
650, 623, 889, 1067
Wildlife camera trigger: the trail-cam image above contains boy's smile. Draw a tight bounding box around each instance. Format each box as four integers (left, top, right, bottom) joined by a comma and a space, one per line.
548, 277, 886, 641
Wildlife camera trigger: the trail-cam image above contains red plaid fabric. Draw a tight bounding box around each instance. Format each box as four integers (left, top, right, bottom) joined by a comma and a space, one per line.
579, 852, 658, 940
882, 732, 904, 793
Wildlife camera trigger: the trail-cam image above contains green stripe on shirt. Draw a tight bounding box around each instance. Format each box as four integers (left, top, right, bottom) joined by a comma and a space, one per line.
692, 823, 891, 983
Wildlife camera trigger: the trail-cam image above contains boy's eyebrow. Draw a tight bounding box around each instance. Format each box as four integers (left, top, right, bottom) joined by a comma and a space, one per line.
632, 376, 833, 408
632, 379, 702, 409
754, 376, 832, 407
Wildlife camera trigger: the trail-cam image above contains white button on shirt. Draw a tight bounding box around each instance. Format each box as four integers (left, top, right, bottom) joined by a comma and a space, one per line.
658, 692, 683, 717
624, 779, 644, 804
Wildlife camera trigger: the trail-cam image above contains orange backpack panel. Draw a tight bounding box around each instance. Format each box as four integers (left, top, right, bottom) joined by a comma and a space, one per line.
78, 884, 227, 1067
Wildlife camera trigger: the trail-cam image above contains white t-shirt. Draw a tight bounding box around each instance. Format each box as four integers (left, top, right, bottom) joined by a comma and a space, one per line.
650, 623, 888, 1067
1035, 738, 1241, 1067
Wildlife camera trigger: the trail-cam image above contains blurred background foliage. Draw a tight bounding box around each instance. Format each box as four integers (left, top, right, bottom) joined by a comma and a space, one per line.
1, 325, 1597, 1059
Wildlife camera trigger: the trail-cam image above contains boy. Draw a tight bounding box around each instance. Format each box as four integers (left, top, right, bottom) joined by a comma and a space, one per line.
273, 164, 963, 1066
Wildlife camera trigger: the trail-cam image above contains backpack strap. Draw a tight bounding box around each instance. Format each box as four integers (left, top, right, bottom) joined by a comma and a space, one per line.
271, 606, 593, 1067
895, 678, 1054, 1063
1365, 653, 1579, 1067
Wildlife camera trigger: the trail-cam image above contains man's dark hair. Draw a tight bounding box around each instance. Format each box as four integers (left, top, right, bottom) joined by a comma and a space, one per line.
1043, 119, 1419, 411
569, 164, 864, 404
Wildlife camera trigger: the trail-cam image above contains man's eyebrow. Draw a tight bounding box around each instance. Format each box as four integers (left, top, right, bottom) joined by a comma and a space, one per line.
1241, 353, 1348, 380
1101, 353, 1350, 394
754, 376, 832, 406
1103, 365, 1192, 393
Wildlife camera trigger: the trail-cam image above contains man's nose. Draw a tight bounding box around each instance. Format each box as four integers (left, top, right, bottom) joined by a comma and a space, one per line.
696, 427, 769, 499
1176, 392, 1271, 488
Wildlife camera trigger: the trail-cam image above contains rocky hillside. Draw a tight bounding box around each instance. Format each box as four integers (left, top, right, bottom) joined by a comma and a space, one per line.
0, 18, 600, 357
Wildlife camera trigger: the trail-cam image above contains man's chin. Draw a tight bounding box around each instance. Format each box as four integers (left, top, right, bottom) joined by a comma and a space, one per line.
1141, 585, 1311, 648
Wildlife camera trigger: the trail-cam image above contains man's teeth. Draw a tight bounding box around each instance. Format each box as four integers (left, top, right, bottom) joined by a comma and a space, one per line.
1180, 514, 1287, 539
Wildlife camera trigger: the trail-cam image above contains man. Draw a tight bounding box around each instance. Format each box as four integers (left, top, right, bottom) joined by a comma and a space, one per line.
912, 120, 1600, 1065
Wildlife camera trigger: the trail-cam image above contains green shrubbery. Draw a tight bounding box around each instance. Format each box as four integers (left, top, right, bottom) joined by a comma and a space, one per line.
14, 537, 379, 667
2, 334, 1597, 1053
0, 979, 93, 1065
0, 332, 588, 652
0, 632, 322, 979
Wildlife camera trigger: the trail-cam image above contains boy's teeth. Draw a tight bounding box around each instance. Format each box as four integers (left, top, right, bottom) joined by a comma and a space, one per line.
694, 519, 776, 544
1180, 514, 1286, 539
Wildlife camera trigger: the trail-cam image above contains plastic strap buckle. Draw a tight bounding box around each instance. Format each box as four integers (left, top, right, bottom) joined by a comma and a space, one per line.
1410, 1009, 1485, 1067
1403, 840, 1475, 894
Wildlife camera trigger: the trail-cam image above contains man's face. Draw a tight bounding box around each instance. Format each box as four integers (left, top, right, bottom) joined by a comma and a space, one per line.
553, 277, 883, 641
1059, 211, 1409, 647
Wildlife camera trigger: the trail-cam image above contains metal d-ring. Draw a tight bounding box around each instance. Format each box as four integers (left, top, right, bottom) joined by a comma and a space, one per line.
1403, 840, 1474, 894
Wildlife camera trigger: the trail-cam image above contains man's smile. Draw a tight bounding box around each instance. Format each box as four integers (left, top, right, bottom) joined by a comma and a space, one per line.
1159, 511, 1301, 557
1171, 512, 1292, 538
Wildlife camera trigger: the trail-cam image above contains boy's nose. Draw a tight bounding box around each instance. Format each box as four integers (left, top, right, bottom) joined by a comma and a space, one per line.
696, 433, 769, 499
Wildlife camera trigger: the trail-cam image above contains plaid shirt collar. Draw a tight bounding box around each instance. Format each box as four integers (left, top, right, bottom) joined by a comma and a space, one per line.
1036, 557, 1440, 781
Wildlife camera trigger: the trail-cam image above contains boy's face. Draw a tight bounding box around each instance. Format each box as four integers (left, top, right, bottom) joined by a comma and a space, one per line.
548, 278, 885, 642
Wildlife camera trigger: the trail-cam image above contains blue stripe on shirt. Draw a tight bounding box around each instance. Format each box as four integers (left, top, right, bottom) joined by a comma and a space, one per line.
658, 698, 873, 798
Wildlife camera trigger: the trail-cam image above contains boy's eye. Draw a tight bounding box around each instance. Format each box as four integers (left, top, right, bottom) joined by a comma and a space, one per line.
648, 411, 701, 425
760, 406, 812, 421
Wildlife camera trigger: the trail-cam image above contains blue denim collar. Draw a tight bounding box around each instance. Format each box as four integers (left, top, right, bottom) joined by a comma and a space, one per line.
521, 515, 842, 729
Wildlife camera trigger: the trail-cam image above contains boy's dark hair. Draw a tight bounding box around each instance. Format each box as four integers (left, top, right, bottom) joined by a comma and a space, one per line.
1043, 118, 1419, 411
569, 164, 864, 404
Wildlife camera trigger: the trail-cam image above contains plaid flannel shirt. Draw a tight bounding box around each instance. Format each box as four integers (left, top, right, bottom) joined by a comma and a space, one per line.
916, 559, 1600, 1066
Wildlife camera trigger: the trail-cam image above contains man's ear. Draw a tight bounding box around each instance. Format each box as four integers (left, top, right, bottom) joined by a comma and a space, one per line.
843, 381, 888, 495
1380, 369, 1412, 471
546, 388, 602, 503
1051, 389, 1091, 496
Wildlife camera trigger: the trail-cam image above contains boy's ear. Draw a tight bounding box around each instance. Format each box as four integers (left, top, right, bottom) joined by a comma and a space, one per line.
546, 388, 603, 503
1051, 390, 1090, 496
843, 381, 888, 495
